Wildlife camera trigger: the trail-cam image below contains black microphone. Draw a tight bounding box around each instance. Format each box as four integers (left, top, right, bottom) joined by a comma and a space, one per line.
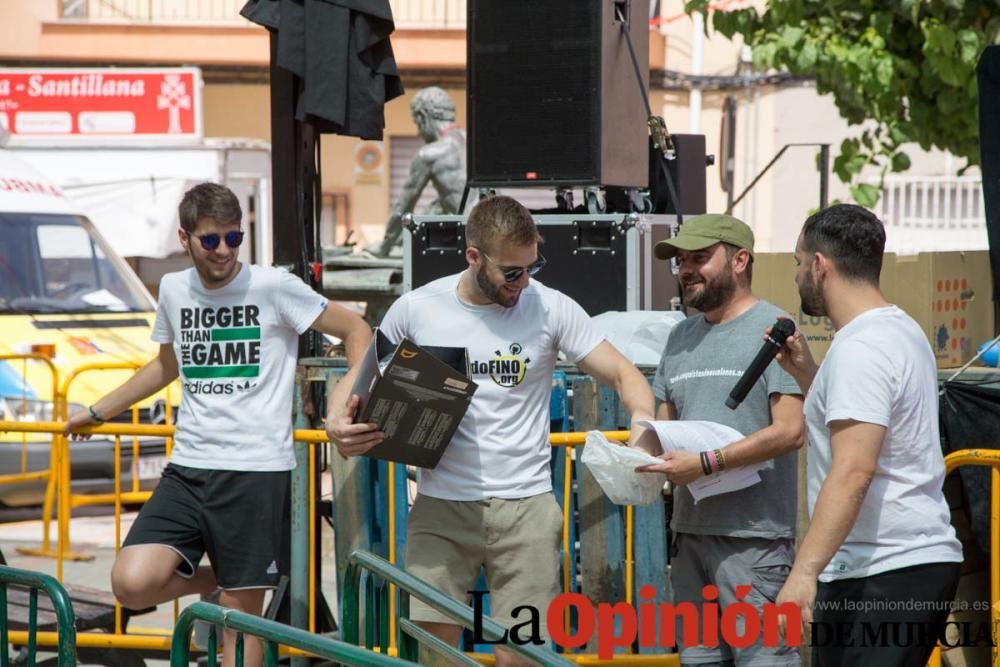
726, 318, 796, 410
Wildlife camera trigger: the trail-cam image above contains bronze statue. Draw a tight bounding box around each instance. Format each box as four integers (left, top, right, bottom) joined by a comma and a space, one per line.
369, 87, 469, 256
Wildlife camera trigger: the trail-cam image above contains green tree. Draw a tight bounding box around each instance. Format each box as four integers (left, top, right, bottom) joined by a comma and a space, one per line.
686, 0, 1000, 206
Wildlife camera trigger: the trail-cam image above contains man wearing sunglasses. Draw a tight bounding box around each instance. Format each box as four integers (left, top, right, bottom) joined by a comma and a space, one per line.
65, 182, 372, 667
327, 195, 655, 667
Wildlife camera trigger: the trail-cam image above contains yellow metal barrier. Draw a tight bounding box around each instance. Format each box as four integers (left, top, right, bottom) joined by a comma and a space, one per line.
3, 408, 181, 658
937, 449, 1000, 667
53, 363, 176, 573
8, 417, 994, 666
0, 353, 62, 560
548, 434, 670, 662
358, 428, 670, 663
0, 420, 333, 659
550, 433, 633, 601
0, 419, 674, 664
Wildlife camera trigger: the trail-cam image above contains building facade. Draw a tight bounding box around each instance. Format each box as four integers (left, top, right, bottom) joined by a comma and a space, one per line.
0, 0, 983, 255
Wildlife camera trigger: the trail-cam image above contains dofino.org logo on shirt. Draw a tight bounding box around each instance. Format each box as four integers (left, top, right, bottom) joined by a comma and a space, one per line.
179, 306, 261, 394
471, 343, 531, 388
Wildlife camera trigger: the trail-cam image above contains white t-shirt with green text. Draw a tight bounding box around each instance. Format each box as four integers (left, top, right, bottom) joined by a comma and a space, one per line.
152, 264, 327, 471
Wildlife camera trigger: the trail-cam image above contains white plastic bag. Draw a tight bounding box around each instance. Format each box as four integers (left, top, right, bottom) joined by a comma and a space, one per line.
580, 430, 666, 506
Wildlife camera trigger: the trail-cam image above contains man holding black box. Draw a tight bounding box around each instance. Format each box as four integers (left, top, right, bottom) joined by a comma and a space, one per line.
327, 195, 654, 667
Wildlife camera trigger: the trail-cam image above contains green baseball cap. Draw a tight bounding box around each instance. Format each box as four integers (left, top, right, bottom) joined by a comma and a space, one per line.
653, 213, 755, 260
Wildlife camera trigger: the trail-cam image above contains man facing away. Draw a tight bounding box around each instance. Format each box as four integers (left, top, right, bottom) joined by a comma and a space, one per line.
66, 182, 372, 667
328, 195, 655, 666
774, 204, 962, 666
637, 213, 805, 666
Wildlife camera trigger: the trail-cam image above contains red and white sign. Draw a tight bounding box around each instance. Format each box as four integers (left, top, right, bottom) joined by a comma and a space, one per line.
0, 67, 203, 144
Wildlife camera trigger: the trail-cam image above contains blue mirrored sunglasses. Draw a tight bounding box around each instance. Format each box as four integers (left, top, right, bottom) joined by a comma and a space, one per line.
188, 230, 244, 251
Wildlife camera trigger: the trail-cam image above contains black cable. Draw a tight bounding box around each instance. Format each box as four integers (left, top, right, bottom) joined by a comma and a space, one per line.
458, 183, 471, 215
614, 2, 686, 308
297, 122, 311, 284
618, 5, 653, 121
314, 132, 323, 273
297, 119, 321, 358
614, 4, 684, 227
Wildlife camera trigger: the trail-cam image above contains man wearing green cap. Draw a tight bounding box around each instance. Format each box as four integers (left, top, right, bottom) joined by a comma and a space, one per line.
637, 213, 806, 665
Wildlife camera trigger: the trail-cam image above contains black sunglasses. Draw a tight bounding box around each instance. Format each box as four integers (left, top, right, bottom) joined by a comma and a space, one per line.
480, 250, 546, 283
187, 230, 244, 251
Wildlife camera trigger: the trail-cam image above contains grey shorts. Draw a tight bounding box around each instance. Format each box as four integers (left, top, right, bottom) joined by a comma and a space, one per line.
670, 532, 800, 666
404, 493, 563, 637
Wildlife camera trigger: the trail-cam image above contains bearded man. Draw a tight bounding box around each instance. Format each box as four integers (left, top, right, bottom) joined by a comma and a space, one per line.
327, 194, 654, 667
774, 204, 961, 667
639, 213, 806, 666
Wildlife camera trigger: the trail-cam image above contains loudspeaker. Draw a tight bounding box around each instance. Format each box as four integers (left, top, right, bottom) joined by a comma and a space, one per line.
404, 214, 681, 315
648, 133, 708, 215
467, 0, 649, 189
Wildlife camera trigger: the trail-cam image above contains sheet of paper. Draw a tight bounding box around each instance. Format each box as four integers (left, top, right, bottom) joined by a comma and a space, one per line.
635, 420, 765, 502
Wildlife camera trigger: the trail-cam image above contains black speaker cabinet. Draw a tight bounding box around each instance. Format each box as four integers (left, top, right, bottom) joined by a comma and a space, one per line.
403, 214, 680, 315
649, 133, 708, 215
467, 0, 649, 189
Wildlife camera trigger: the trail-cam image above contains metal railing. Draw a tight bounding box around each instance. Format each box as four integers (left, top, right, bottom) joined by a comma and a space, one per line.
873, 175, 987, 254
391, 0, 465, 29
0, 358, 175, 571
59, 0, 466, 28
0, 419, 663, 662
0, 354, 62, 561
343, 550, 577, 666
0, 565, 77, 666
1, 419, 182, 655
60, 0, 249, 24
930, 448, 1000, 667
170, 601, 410, 666
54, 363, 174, 579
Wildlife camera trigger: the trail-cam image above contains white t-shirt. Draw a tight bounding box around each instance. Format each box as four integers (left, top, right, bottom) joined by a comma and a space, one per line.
380, 273, 605, 500
804, 305, 962, 582
152, 264, 327, 471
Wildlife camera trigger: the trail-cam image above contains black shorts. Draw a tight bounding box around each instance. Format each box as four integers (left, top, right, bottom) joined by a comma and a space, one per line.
122, 463, 290, 590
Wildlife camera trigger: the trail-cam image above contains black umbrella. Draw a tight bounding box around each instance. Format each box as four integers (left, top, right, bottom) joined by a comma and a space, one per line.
240, 0, 404, 357
238, 3, 404, 631
242, 0, 404, 139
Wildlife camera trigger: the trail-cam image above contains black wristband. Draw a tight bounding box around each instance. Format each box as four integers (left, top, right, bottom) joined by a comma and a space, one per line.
88, 405, 105, 425
699, 451, 712, 476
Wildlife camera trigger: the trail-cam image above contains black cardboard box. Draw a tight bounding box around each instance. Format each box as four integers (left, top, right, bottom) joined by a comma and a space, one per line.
351, 329, 478, 468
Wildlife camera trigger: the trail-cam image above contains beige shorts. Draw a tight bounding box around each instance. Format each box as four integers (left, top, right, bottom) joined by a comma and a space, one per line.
404, 492, 563, 634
